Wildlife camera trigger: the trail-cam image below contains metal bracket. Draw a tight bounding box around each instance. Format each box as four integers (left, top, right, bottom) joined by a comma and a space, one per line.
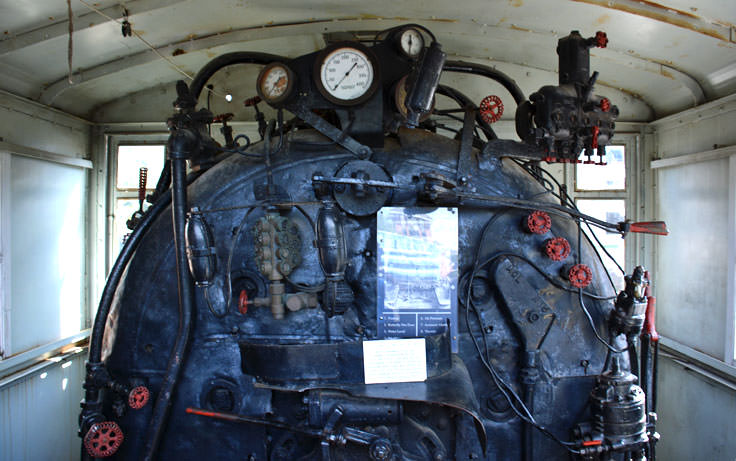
289, 105, 373, 159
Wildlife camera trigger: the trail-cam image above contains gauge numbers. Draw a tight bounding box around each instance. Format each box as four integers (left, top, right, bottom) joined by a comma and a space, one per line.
256, 62, 295, 105
317, 45, 377, 105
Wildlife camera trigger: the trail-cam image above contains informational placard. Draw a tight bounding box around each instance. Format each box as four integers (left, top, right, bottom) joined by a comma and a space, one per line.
376, 207, 458, 352
363, 338, 427, 384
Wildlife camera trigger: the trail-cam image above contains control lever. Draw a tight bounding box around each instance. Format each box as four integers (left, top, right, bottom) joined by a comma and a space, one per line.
618, 221, 669, 236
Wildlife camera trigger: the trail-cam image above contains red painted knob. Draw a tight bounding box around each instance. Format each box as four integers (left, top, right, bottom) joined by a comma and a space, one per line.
545, 237, 571, 261
600, 98, 610, 112
239, 289, 249, 314
591, 126, 600, 150
595, 31, 608, 48
526, 211, 552, 234
479, 95, 504, 124
128, 385, 150, 410
569, 264, 593, 288
84, 421, 124, 458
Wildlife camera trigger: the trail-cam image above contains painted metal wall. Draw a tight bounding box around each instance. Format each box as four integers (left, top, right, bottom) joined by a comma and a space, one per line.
650, 93, 736, 459
0, 351, 85, 461
0, 92, 91, 461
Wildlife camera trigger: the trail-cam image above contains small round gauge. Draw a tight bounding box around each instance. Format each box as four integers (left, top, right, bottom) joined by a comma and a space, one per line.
398, 27, 424, 58
256, 62, 295, 105
314, 43, 379, 106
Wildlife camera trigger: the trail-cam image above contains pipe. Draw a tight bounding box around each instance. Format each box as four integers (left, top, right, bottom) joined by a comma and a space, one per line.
189, 52, 287, 100
520, 350, 539, 461
142, 129, 197, 460
436, 84, 498, 140
443, 60, 526, 105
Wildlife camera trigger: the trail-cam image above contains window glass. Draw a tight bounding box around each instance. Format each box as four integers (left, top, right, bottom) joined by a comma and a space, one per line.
116, 145, 165, 189
576, 199, 625, 289
576, 145, 625, 191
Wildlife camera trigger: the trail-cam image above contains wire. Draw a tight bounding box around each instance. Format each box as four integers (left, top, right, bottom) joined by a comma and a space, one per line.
224, 207, 257, 314
76, 0, 225, 100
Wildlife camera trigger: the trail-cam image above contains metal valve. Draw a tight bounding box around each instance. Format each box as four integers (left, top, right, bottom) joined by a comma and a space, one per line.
84, 421, 124, 458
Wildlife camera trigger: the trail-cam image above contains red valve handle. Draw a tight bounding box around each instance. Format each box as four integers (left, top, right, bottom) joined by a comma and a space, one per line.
128, 385, 150, 410
84, 421, 124, 458
594, 31, 608, 48
568, 264, 593, 289
526, 210, 552, 234
545, 237, 571, 261
479, 95, 504, 124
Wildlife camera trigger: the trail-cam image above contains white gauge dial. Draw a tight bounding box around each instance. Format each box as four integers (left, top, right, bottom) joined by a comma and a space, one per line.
319, 47, 375, 103
257, 62, 295, 105
399, 28, 424, 58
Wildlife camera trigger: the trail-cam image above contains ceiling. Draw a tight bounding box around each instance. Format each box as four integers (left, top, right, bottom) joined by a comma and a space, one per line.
0, 0, 734, 122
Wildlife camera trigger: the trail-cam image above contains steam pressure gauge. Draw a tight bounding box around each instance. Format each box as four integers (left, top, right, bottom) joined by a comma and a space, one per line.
314, 42, 379, 106
256, 62, 295, 105
398, 27, 424, 59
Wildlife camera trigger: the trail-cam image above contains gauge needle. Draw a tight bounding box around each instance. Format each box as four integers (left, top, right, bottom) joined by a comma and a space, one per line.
333, 62, 358, 91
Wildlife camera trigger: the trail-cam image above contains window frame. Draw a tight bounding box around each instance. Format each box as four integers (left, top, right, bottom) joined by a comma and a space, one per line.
0, 146, 93, 365
566, 134, 639, 276
106, 136, 168, 272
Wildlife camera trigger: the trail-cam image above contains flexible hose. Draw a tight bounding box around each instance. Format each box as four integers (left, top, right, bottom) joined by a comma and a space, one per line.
444, 60, 526, 105
189, 51, 287, 100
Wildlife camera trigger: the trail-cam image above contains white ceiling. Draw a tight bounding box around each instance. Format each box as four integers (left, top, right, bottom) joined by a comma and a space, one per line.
0, 0, 734, 122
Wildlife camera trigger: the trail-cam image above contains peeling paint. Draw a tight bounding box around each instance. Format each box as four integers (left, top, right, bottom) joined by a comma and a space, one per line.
571, 0, 734, 42
508, 0, 523, 6
510, 24, 531, 32
172, 48, 186, 56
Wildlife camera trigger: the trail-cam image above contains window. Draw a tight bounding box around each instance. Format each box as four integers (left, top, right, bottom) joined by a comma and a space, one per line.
574, 144, 629, 289
0, 151, 89, 359
110, 144, 165, 263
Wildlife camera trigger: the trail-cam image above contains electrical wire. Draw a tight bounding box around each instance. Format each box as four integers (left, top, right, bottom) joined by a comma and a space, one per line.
462, 211, 583, 453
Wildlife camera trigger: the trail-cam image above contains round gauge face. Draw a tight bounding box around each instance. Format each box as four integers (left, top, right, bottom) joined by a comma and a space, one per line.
399, 28, 424, 58
316, 45, 377, 105
256, 62, 295, 105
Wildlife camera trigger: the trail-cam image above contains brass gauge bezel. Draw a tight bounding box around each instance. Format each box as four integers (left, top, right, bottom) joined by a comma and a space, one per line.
256, 62, 296, 106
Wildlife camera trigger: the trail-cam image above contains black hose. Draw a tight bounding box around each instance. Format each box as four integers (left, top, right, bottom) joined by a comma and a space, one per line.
444, 60, 526, 105
143, 130, 197, 460
189, 51, 287, 100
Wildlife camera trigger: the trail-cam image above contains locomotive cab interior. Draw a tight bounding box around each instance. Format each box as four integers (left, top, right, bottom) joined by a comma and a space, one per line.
0, 1, 735, 460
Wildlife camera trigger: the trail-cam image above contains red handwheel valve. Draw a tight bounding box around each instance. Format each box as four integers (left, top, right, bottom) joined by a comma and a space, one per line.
545, 237, 571, 261
568, 264, 593, 289
84, 421, 124, 458
526, 210, 552, 234
600, 98, 611, 112
128, 385, 150, 410
479, 95, 504, 124
594, 31, 608, 48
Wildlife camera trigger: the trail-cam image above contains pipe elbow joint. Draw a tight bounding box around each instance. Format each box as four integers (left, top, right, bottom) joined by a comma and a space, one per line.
168, 128, 199, 160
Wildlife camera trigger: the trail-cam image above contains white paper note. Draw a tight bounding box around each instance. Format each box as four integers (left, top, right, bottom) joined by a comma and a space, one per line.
362, 338, 427, 384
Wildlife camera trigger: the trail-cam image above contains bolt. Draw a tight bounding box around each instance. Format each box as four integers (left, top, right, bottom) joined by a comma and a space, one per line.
527, 312, 540, 323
